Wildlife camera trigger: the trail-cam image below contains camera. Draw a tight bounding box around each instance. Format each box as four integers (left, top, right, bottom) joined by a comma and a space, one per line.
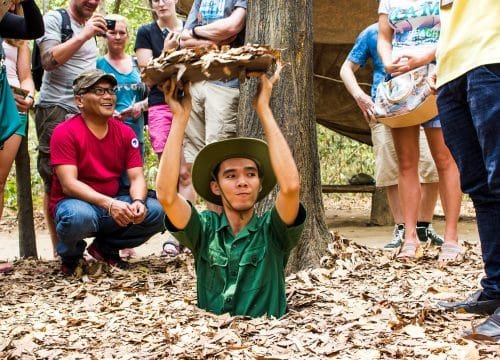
97, 18, 116, 37
105, 18, 116, 31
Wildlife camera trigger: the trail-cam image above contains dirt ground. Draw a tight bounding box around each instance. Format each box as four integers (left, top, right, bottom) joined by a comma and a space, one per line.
2, 195, 498, 359
0, 195, 479, 261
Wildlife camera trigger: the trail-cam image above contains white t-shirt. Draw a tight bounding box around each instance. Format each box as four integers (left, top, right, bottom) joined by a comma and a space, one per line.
379, 0, 440, 56
2, 41, 20, 88
36, 10, 98, 112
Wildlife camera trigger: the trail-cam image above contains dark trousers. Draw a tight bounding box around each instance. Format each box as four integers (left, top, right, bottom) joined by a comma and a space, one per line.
437, 64, 500, 298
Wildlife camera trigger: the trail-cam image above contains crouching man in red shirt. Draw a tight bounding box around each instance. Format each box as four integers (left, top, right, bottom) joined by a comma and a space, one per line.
49, 69, 165, 275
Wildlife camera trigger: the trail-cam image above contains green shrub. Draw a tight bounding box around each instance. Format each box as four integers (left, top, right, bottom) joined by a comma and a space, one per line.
317, 124, 374, 185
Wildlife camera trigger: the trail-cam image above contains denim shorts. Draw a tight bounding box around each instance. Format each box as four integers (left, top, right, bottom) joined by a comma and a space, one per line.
421, 115, 441, 128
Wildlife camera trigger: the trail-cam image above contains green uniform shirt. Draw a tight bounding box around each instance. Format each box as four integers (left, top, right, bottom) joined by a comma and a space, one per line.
164, 203, 307, 318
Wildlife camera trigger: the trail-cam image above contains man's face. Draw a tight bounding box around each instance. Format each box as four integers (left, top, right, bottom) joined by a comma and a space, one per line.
76, 80, 116, 119
72, 0, 100, 19
211, 158, 262, 211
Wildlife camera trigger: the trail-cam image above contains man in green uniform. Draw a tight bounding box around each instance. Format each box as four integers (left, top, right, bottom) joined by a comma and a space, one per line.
156, 71, 306, 318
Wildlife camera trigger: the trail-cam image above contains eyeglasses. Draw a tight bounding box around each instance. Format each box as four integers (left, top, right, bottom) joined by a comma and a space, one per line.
84, 87, 117, 96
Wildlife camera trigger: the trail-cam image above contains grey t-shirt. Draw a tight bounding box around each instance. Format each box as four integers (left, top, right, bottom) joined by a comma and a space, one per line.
185, 0, 247, 88
36, 10, 98, 112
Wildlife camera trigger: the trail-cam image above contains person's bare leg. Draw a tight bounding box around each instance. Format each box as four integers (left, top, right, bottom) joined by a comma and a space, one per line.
0, 134, 22, 220
0, 135, 22, 269
416, 181, 445, 245
383, 184, 406, 249
424, 128, 461, 244
419, 182, 439, 222
44, 192, 58, 258
391, 125, 421, 246
386, 184, 403, 224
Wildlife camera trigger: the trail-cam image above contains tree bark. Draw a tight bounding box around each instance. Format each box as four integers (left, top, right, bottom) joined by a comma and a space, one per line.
15, 129, 37, 258
370, 188, 393, 226
238, 0, 331, 273
113, 0, 122, 14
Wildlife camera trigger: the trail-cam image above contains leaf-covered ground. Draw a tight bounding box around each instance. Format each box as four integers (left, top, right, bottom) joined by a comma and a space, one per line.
0, 234, 497, 359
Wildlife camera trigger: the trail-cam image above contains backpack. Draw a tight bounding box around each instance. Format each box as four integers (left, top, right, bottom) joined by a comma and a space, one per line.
32, 8, 74, 91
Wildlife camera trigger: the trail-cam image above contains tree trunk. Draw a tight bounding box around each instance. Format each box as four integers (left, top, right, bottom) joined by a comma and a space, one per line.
15, 129, 37, 258
370, 188, 393, 226
238, 0, 331, 273
113, 0, 122, 14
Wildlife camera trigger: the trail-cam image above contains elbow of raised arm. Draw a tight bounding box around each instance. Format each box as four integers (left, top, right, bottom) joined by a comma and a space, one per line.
156, 184, 177, 208
223, 15, 246, 39
41, 51, 57, 71
279, 175, 300, 198
226, 23, 244, 37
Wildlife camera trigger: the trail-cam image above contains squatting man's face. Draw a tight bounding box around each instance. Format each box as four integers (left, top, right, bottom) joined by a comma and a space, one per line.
76, 80, 117, 119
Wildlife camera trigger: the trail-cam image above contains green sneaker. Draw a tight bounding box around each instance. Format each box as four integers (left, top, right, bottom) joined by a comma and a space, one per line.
427, 224, 444, 246
416, 226, 428, 244
384, 224, 404, 249
416, 224, 444, 246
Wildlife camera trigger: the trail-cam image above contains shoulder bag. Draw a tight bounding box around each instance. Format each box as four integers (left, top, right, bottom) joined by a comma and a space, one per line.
373, 63, 438, 128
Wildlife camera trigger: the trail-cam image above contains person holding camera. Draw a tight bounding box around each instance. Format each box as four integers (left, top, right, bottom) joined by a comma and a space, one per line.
34, 0, 107, 257
97, 14, 147, 159
50, 69, 165, 276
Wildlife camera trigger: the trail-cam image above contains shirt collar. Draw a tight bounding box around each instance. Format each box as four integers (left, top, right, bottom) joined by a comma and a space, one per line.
217, 212, 260, 235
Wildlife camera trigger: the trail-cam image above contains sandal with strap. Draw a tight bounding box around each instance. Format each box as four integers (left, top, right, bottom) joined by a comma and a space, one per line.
0, 262, 14, 274
396, 241, 423, 261
119, 248, 137, 259
161, 239, 180, 257
438, 242, 466, 267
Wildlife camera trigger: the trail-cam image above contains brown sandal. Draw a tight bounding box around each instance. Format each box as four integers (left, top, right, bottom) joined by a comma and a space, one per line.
0, 262, 14, 274
438, 242, 466, 267
397, 242, 423, 261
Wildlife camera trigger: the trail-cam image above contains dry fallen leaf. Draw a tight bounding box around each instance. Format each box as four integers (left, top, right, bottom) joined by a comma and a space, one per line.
403, 324, 426, 339
0, 234, 497, 359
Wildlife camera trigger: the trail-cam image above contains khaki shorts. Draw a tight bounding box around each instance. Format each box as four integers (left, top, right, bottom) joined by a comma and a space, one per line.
183, 81, 239, 163
372, 123, 438, 187
35, 105, 75, 192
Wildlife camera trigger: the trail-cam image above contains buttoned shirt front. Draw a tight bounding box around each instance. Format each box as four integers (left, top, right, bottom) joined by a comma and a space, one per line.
165, 203, 307, 318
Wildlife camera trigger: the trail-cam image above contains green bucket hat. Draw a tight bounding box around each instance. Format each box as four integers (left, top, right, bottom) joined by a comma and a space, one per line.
73, 69, 117, 95
192, 137, 277, 206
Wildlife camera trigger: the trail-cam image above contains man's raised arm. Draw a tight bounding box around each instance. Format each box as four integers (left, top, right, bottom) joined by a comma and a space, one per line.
40, 13, 106, 71
254, 72, 300, 225
155, 82, 192, 229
